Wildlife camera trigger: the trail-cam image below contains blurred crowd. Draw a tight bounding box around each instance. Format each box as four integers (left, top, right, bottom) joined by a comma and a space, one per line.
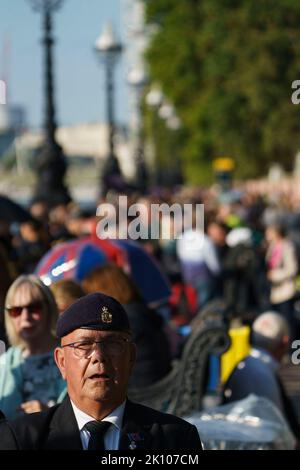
1, 180, 300, 443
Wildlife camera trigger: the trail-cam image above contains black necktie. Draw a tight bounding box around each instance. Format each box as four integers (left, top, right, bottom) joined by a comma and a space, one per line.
84, 420, 111, 451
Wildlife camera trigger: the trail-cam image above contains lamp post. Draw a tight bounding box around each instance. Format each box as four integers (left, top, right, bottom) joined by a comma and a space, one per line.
27, 0, 70, 205
145, 86, 163, 185
165, 114, 183, 186
95, 22, 123, 196
157, 96, 183, 187
127, 65, 148, 193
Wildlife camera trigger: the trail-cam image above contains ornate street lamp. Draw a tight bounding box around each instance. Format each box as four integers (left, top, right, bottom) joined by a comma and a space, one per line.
147, 89, 183, 187
158, 100, 175, 120
145, 86, 163, 185
27, 0, 71, 205
127, 65, 148, 193
165, 113, 183, 186
94, 22, 123, 196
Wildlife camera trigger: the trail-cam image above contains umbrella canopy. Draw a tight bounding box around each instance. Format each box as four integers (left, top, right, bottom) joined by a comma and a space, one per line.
0, 195, 33, 224
36, 237, 122, 284
36, 236, 171, 306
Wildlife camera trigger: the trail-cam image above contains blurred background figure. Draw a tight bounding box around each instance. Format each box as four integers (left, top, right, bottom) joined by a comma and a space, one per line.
82, 262, 172, 387
222, 311, 300, 442
0, 275, 65, 419
265, 224, 298, 340
222, 227, 260, 322
50, 279, 86, 314
64, 207, 94, 239
206, 218, 230, 300
29, 199, 49, 226
13, 219, 49, 274
176, 210, 221, 312
47, 202, 73, 243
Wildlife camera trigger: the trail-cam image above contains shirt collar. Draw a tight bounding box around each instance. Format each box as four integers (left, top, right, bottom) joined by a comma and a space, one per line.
71, 399, 126, 432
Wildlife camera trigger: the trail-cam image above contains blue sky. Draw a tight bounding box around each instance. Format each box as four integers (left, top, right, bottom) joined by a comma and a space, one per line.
1, 0, 129, 128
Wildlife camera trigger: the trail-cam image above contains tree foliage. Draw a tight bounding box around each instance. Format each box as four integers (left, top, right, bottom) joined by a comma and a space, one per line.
144, 0, 300, 183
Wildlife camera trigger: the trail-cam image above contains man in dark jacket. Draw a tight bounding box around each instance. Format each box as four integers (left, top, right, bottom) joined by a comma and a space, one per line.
0, 292, 202, 451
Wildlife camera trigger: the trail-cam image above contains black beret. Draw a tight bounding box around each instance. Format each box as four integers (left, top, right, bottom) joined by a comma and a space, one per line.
56, 292, 131, 338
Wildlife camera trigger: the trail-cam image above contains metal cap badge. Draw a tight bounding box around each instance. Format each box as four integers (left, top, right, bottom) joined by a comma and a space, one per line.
101, 306, 112, 323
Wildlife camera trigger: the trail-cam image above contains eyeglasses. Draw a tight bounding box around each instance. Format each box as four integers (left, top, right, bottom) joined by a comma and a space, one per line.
5, 302, 43, 318
61, 338, 131, 359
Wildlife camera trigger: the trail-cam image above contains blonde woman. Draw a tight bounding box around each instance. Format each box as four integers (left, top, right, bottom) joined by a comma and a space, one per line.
0, 275, 65, 419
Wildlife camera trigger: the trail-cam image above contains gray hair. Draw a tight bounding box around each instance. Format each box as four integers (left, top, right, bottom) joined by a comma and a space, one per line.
4, 274, 58, 347
251, 311, 289, 353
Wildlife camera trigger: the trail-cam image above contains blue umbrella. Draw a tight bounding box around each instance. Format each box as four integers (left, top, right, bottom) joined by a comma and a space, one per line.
36, 236, 171, 306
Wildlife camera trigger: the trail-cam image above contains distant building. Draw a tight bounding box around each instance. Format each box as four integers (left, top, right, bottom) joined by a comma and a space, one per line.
16, 122, 135, 179
0, 101, 27, 163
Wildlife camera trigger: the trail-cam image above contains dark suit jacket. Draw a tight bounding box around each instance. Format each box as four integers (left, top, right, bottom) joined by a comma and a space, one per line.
0, 397, 203, 451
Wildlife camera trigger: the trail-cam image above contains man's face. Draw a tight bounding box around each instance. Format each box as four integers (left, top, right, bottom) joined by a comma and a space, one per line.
55, 329, 136, 417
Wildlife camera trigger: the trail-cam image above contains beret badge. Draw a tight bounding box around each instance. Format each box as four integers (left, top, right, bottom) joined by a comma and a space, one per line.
101, 306, 112, 324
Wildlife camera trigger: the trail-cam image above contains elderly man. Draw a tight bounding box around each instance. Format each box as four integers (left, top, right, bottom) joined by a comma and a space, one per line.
0, 293, 203, 451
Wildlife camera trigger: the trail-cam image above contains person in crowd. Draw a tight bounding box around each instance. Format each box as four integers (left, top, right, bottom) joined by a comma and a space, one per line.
206, 218, 230, 299
50, 279, 86, 315
176, 209, 221, 311
65, 207, 94, 239
265, 223, 298, 339
82, 263, 172, 387
13, 219, 49, 274
0, 275, 66, 419
29, 199, 49, 225
0, 293, 203, 450
207, 218, 229, 264
222, 227, 260, 320
222, 311, 300, 441
48, 203, 73, 243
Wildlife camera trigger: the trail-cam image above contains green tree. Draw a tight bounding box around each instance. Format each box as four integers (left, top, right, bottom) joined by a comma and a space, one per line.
144, 0, 300, 183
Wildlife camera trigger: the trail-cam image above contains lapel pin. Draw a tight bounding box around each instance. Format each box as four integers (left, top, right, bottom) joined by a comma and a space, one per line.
129, 441, 137, 450
127, 432, 144, 449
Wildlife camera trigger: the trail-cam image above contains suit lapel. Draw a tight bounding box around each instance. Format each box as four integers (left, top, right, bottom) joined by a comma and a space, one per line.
45, 397, 159, 450
46, 396, 83, 450
119, 400, 154, 450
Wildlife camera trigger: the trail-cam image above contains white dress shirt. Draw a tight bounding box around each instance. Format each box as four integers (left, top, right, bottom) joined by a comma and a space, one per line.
71, 400, 126, 450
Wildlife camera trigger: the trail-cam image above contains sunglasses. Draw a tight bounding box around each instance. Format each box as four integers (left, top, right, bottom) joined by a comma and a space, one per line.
5, 302, 43, 318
